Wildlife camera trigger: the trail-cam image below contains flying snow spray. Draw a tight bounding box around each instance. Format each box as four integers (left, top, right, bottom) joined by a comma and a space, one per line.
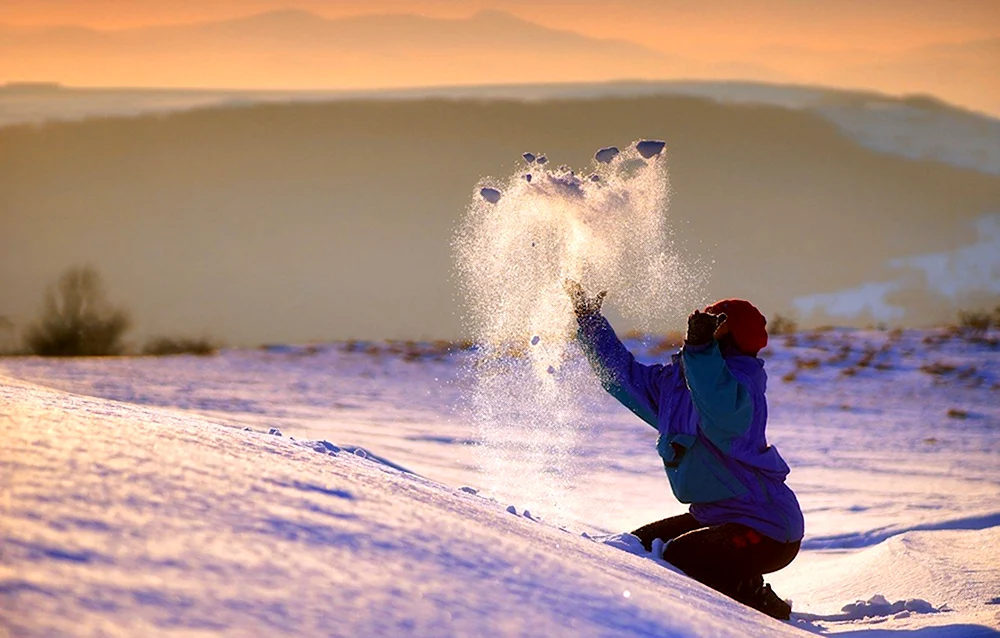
454, 140, 701, 522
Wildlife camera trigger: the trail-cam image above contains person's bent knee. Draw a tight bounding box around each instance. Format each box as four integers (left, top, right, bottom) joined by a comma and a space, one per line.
661, 539, 694, 573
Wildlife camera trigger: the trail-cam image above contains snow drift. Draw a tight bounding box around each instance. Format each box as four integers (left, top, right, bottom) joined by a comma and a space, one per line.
1, 376, 801, 637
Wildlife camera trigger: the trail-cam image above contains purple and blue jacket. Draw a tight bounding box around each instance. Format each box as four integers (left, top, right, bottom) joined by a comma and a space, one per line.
577, 314, 804, 543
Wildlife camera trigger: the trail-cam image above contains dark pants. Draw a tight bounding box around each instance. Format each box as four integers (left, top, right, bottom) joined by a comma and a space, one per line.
632, 513, 800, 601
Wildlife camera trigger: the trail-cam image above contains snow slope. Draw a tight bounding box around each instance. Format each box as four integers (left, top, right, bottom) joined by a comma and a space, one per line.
2, 328, 999, 636
2, 376, 800, 637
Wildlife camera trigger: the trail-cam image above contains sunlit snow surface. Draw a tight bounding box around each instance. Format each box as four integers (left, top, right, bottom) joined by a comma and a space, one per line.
2, 328, 999, 636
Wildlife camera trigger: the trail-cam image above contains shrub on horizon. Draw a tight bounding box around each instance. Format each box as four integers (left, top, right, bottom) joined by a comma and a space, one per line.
142, 336, 218, 357
0, 315, 18, 355
769, 313, 798, 336
958, 309, 992, 338
24, 267, 130, 357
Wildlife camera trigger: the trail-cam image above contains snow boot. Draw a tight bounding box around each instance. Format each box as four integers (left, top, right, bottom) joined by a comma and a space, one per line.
735, 576, 792, 620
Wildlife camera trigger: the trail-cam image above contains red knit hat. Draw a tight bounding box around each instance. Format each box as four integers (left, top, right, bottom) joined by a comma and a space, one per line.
705, 299, 768, 356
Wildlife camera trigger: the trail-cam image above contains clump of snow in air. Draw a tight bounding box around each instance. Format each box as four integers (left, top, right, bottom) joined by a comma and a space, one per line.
594, 146, 620, 163
454, 139, 701, 522
635, 140, 667, 159
479, 187, 502, 204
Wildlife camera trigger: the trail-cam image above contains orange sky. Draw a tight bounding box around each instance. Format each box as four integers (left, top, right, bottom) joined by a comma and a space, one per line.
2, 0, 998, 55
2, 1, 998, 114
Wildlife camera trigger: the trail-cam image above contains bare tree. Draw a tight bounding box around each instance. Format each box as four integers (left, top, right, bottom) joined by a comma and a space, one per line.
25, 267, 131, 356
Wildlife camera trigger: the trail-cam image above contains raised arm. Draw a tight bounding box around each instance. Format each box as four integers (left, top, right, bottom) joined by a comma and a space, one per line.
576, 314, 670, 428
565, 279, 669, 428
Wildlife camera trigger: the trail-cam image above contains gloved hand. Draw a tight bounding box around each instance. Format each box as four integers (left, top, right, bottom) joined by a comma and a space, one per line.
563, 279, 608, 318
685, 309, 727, 347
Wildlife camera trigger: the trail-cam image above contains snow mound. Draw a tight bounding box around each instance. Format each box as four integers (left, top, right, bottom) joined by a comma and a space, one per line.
802, 512, 1000, 550
774, 527, 1000, 634
795, 594, 940, 624
587, 532, 649, 557
839, 594, 938, 619
0, 376, 802, 637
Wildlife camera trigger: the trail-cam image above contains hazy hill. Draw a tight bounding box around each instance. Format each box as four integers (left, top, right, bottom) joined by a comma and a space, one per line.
803, 37, 1000, 118
0, 10, 684, 89
3, 81, 997, 176
1, 95, 998, 343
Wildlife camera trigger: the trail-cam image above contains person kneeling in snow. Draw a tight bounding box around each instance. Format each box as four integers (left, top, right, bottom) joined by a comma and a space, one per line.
566, 281, 804, 621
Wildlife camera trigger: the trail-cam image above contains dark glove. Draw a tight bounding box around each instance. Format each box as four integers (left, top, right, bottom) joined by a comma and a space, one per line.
563, 279, 607, 318
685, 310, 727, 346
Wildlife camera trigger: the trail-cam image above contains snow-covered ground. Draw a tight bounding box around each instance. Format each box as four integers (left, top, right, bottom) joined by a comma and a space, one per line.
2, 328, 999, 636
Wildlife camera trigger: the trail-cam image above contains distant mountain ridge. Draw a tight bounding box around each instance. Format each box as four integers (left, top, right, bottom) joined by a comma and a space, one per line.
1, 8, 996, 115
0, 9, 685, 89
120, 8, 660, 53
